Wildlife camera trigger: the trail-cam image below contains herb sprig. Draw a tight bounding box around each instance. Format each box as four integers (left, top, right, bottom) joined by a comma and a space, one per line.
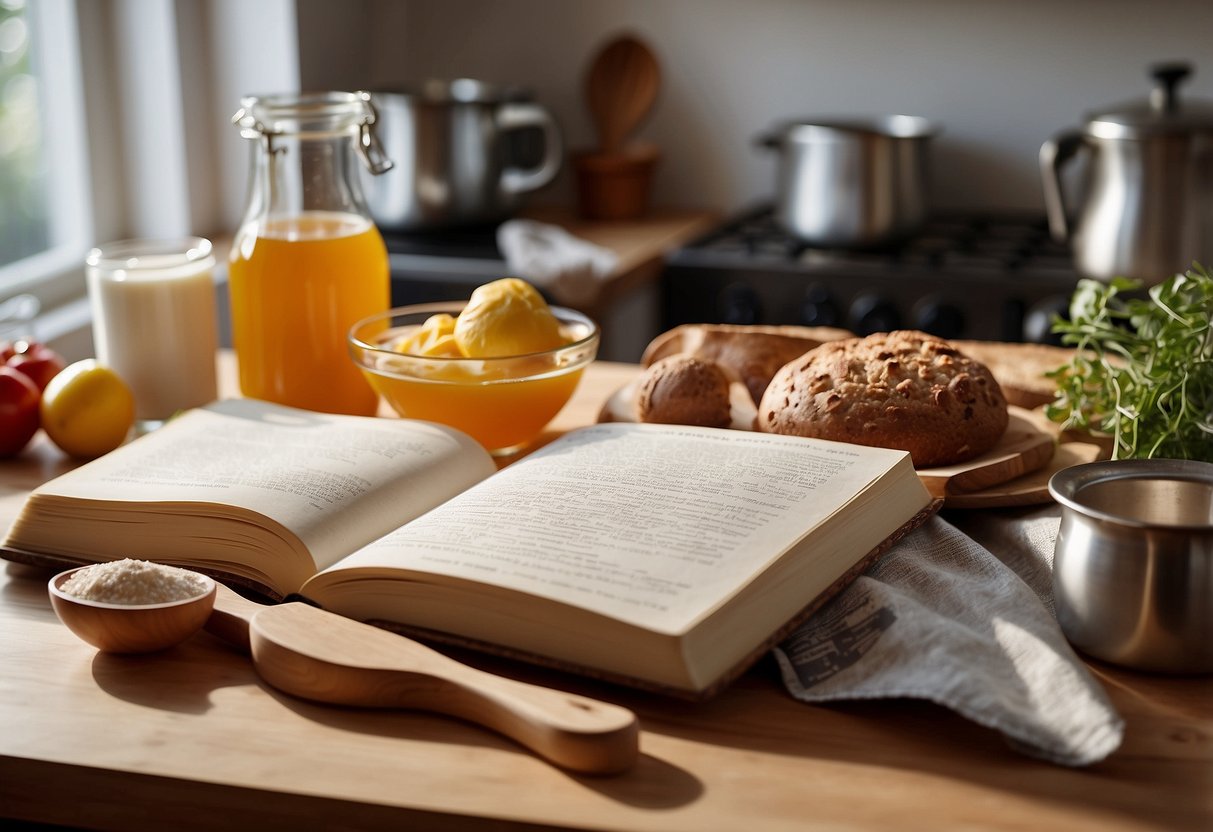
1045, 265, 1213, 461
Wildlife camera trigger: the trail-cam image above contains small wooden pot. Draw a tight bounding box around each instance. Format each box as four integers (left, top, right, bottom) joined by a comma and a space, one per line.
572, 144, 660, 221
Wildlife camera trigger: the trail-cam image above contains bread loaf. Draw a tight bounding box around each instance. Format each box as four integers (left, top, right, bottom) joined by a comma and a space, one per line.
951, 341, 1071, 409
757, 330, 1009, 467
641, 323, 852, 405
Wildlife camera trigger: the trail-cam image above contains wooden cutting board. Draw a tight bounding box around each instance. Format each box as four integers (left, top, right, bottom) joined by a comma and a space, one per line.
915, 409, 1056, 498
944, 441, 1104, 509
598, 381, 1055, 497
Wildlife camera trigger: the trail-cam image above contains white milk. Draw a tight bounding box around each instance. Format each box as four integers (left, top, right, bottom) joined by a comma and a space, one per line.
87, 239, 219, 424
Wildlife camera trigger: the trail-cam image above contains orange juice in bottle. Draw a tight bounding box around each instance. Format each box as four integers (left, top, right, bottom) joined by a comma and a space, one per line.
229, 212, 387, 414
229, 92, 393, 416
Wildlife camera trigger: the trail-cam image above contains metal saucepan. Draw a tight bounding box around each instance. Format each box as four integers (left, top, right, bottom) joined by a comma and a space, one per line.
363, 79, 563, 231
1049, 459, 1213, 674
757, 115, 938, 248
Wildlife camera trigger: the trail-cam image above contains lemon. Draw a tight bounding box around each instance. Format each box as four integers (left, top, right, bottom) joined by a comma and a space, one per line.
40, 359, 135, 459
453, 278, 564, 358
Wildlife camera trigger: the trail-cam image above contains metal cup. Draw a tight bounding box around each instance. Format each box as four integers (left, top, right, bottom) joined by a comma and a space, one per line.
1049, 459, 1213, 674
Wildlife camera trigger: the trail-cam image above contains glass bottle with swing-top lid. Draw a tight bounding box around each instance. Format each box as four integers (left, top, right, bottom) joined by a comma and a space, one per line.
230, 91, 393, 416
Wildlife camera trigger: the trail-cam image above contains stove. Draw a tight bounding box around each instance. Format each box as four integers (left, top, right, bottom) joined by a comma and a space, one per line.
662, 206, 1081, 344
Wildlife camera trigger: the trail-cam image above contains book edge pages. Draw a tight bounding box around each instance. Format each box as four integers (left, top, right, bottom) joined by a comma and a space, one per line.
0, 543, 285, 602
355, 498, 943, 700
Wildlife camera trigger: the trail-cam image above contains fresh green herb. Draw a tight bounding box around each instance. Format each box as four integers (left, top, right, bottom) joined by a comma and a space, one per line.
1045, 265, 1213, 461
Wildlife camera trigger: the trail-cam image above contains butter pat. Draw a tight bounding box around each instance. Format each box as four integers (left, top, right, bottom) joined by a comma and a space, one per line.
454, 278, 564, 358
395, 313, 462, 357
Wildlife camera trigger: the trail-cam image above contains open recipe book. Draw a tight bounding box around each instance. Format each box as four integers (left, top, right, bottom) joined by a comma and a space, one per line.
2, 400, 937, 697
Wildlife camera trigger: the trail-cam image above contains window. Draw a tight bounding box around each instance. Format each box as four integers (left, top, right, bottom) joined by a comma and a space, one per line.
0, 0, 300, 354
0, 0, 90, 319
0, 0, 46, 268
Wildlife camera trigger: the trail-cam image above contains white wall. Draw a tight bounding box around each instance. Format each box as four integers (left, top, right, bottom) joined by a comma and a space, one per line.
297, 0, 1213, 215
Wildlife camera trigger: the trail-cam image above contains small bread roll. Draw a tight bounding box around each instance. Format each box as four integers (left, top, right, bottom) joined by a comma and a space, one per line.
636, 355, 732, 428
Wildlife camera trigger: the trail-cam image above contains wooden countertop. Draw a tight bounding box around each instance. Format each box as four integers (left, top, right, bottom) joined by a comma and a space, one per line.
2, 360, 1210, 831
522, 207, 719, 308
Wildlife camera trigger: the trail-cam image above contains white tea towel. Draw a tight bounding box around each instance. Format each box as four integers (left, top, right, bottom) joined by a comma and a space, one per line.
774, 508, 1124, 766
497, 220, 618, 307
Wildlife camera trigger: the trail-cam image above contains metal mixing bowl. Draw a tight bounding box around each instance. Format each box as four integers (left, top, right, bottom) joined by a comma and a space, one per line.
1049, 459, 1213, 674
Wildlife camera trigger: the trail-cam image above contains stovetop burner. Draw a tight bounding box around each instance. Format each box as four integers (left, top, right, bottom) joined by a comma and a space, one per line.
678, 206, 1075, 271
663, 206, 1080, 344
382, 224, 503, 260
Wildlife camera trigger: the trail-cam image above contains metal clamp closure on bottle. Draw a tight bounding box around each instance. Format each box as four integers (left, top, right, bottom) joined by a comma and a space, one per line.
230, 92, 394, 175
354, 91, 394, 176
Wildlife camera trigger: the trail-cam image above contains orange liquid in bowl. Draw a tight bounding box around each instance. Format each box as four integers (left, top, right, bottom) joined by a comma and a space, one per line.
362, 366, 587, 455
228, 212, 388, 415
352, 307, 598, 456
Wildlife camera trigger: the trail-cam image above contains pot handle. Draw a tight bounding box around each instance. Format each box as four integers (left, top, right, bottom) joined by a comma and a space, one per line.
497, 103, 564, 195
1039, 130, 1085, 243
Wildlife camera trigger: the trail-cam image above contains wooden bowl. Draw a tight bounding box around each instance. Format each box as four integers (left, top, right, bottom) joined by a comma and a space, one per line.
48, 566, 217, 653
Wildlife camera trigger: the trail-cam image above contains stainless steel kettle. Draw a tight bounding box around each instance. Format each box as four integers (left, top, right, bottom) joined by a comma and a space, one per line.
1040, 63, 1213, 284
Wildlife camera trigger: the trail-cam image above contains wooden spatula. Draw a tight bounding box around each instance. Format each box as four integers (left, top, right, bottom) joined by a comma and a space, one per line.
586, 34, 660, 153
204, 584, 639, 775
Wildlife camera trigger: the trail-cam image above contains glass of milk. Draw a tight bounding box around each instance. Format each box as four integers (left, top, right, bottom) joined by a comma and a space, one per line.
86, 238, 219, 432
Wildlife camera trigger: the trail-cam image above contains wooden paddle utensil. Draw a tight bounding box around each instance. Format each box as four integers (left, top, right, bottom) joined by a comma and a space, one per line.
204, 584, 639, 775
585, 34, 660, 153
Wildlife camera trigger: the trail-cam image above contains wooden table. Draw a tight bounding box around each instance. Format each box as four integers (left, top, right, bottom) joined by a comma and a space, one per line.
2, 361, 1210, 831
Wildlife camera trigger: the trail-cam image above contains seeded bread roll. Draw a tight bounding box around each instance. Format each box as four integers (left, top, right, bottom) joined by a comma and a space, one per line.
641, 323, 853, 405
636, 355, 732, 428
757, 330, 1009, 467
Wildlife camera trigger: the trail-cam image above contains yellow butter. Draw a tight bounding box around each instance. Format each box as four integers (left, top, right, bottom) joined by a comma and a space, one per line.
454, 278, 564, 358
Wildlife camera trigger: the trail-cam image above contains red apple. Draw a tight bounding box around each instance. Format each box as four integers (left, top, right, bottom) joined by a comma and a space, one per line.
0, 366, 40, 457
4, 340, 65, 392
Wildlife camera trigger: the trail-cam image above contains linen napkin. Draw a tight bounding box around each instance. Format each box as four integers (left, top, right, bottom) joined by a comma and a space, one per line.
774, 507, 1125, 766
497, 220, 618, 307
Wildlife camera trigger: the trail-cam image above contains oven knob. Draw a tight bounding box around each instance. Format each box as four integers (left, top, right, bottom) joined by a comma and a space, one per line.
849, 293, 902, 334
718, 283, 762, 325
1023, 296, 1071, 345
801, 284, 841, 327
914, 300, 965, 339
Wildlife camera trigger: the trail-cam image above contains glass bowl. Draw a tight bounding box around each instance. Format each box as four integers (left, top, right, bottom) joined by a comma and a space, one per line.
349, 302, 599, 456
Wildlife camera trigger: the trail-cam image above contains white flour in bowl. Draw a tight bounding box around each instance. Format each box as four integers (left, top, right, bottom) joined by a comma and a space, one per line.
60, 559, 210, 605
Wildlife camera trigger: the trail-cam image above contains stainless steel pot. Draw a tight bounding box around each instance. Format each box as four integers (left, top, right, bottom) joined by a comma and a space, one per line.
1040, 63, 1213, 284
758, 116, 938, 248
1049, 459, 1213, 674
363, 80, 562, 231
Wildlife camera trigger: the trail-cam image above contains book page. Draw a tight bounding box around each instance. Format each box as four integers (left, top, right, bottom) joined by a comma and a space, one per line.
325, 423, 913, 633
26, 400, 496, 569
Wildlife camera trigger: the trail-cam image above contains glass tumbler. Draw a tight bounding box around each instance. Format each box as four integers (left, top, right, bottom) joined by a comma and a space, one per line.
86, 237, 220, 431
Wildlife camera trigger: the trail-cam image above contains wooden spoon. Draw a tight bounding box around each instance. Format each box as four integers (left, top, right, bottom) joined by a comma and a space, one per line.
204, 584, 639, 775
49, 568, 639, 774
585, 34, 660, 154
